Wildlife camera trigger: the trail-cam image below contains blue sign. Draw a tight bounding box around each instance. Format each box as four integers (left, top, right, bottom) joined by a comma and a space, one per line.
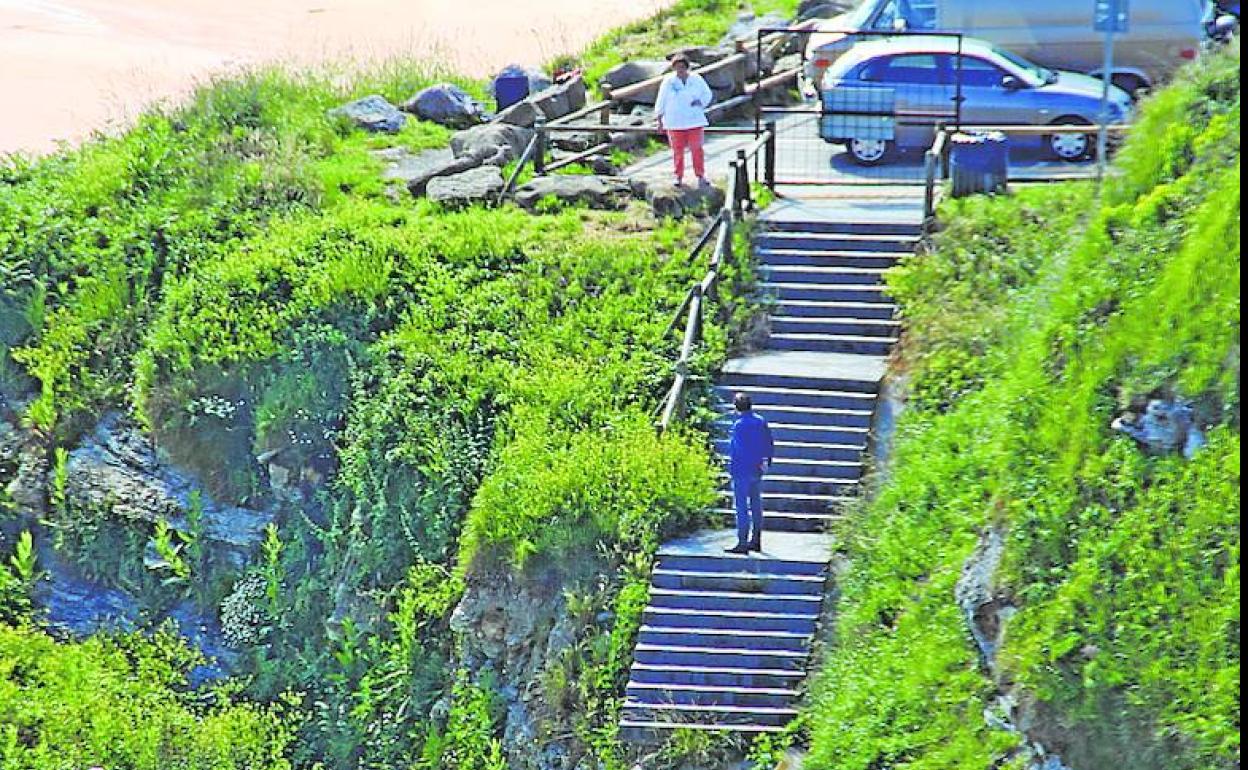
1094, 0, 1130, 32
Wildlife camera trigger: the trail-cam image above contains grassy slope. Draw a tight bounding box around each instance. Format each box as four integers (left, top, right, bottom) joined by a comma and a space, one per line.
805, 47, 1240, 770
0, 3, 795, 768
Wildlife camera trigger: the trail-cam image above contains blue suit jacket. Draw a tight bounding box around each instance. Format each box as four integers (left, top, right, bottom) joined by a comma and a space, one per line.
729, 411, 774, 478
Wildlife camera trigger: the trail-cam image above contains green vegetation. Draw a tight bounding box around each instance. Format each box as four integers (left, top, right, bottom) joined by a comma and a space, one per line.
0, 2, 787, 766
805, 47, 1240, 770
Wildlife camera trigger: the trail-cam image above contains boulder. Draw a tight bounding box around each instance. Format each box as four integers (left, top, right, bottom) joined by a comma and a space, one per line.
1112, 398, 1207, 458
450, 123, 535, 166
427, 165, 505, 207
494, 99, 543, 128
530, 76, 588, 121
633, 177, 726, 219
403, 83, 487, 128
64, 413, 273, 551
601, 60, 669, 104
512, 175, 631, 211
373, 147, 484, 196
551, 131, 601, 152
720, 12, 791, 46
327, 94, 407, 133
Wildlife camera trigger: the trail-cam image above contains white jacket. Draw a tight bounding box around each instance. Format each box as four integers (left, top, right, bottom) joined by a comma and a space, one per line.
655, 72, 714, 131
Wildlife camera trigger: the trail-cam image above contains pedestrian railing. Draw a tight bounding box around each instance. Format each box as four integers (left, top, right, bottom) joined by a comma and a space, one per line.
922, 123, 1135, 225
655, 127, 775, 434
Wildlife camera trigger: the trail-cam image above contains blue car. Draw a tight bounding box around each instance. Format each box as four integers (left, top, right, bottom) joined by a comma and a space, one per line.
820, 36, 1135, 165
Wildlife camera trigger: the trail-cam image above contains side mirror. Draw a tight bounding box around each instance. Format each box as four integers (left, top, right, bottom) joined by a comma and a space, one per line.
1002, 75, 1024, 90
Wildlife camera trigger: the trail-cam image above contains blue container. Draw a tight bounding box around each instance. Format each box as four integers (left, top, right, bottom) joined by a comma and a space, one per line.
494, 76, 530, 111
949, 131, 1009, 196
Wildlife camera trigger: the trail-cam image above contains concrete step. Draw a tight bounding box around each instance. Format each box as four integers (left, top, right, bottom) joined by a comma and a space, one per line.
719, 473, 860, 497
714, 438, 866, 462
715, 403, 873, 428
717, 489, 853, 514
719, 370, 881, 394
713, 508, 845, 533
761, 264, 888, 286
713, 384, 878, 410
618, 720, 787, 740
769, 316, 901, 338
772, 299, 898, 320
648, 587, 823, 615
626, 682, 800, 709
621, 701, 800, 728
637, 626, 813, 652
769, 332, 898, 356
632, 644, 808, 672
642, 607, 819, 634
764, 457, 863, 480
756, 232, 918, 253
655, 554, 827, 577
761, 282, 889, 304
761, 219, 923, 236
716, 420, 869, 447
629, 663, 806, 690
651, 568, 826, 596
755, 248, 900, 269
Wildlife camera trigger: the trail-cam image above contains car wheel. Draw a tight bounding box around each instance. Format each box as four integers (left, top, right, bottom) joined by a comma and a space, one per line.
848, 138, 891, 166
1048, 120, 1093, 162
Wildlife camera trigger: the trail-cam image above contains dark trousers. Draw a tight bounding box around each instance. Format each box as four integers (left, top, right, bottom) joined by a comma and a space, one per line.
731, 472, 764, 546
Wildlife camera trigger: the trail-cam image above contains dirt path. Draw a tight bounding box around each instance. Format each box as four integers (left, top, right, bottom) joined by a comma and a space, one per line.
0, 0, 672, 156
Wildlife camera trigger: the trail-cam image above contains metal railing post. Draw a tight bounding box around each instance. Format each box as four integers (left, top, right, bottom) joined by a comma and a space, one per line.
764, 120, 777, 191
534, 119, 547, 175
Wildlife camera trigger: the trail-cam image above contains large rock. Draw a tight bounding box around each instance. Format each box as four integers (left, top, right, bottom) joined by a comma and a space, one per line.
720, 12, 791, 46
427, 165, 505, 207
530, 76, 588, 121
633, 177, 726, 219
403, 83, 487, 128
494, 99, 543, 128
64, 413, 273, 551
370, 147, 485, 196
1111, 398, 1207, 458
327, 94, 407, 133
601, 60, 669, 104
512, 175, 631, 211
450, 123, 535, 166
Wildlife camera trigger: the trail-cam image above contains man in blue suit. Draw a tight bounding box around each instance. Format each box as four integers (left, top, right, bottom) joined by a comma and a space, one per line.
727, 393, 774, 555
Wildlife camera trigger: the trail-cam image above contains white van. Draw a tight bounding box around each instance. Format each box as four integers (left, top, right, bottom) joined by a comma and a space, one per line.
805, 0, 1208, 95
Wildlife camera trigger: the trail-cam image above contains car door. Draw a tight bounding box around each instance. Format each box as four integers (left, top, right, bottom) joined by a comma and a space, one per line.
874, 53, 956, 147
955, 54, 1033, 126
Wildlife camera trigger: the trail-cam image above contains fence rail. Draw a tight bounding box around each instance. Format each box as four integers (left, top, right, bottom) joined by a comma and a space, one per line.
655, 126, 775, 433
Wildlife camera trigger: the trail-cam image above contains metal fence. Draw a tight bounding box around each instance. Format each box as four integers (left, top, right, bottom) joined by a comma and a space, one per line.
753, 28, 967, 186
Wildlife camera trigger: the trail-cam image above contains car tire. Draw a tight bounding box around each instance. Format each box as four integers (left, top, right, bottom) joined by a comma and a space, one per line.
847, 138, 892, 166
1048, 118, 1094, 162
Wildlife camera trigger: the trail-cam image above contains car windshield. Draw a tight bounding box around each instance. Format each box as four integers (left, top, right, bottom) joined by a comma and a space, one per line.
991, 46, 1058, 85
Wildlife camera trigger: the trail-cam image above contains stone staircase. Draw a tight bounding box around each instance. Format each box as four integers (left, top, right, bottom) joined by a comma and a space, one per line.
620, 197, 923, 739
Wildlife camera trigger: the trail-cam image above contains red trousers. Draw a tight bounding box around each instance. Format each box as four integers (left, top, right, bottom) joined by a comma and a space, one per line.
667, 127, 706, 180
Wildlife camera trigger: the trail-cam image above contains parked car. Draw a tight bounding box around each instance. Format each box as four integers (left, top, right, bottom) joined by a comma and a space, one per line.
819, 36, 1135, 164
804, 0, 1207, 97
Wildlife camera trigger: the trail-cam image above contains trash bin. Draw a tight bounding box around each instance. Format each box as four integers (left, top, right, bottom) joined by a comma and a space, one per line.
949, 131, 1009, 197
494, 76, 530, 111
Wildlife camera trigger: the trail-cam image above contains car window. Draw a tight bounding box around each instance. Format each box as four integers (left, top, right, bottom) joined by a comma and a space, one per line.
881, 54, 952, 85
957, 56, 1010, 88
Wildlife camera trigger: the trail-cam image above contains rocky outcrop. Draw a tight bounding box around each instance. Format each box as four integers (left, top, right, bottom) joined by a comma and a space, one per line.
512, 175, 631, 211
450, 123, 535, 166
1111, 398, 1207, 458
427, 165, 505, 207
958, 527, 1075, 770
404, 83, 488, 128
328, 95, 407, 133
631, 177, 726, 219
64, 413, 273, 553
530, 76, 588, 121
601, 60, 669, 105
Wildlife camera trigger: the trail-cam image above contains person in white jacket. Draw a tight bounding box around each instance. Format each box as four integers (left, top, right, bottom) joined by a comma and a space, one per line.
655, 53, 714, 187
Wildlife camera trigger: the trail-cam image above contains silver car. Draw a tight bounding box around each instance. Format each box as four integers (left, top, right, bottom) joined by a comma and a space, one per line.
819, 36, 1134, 165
